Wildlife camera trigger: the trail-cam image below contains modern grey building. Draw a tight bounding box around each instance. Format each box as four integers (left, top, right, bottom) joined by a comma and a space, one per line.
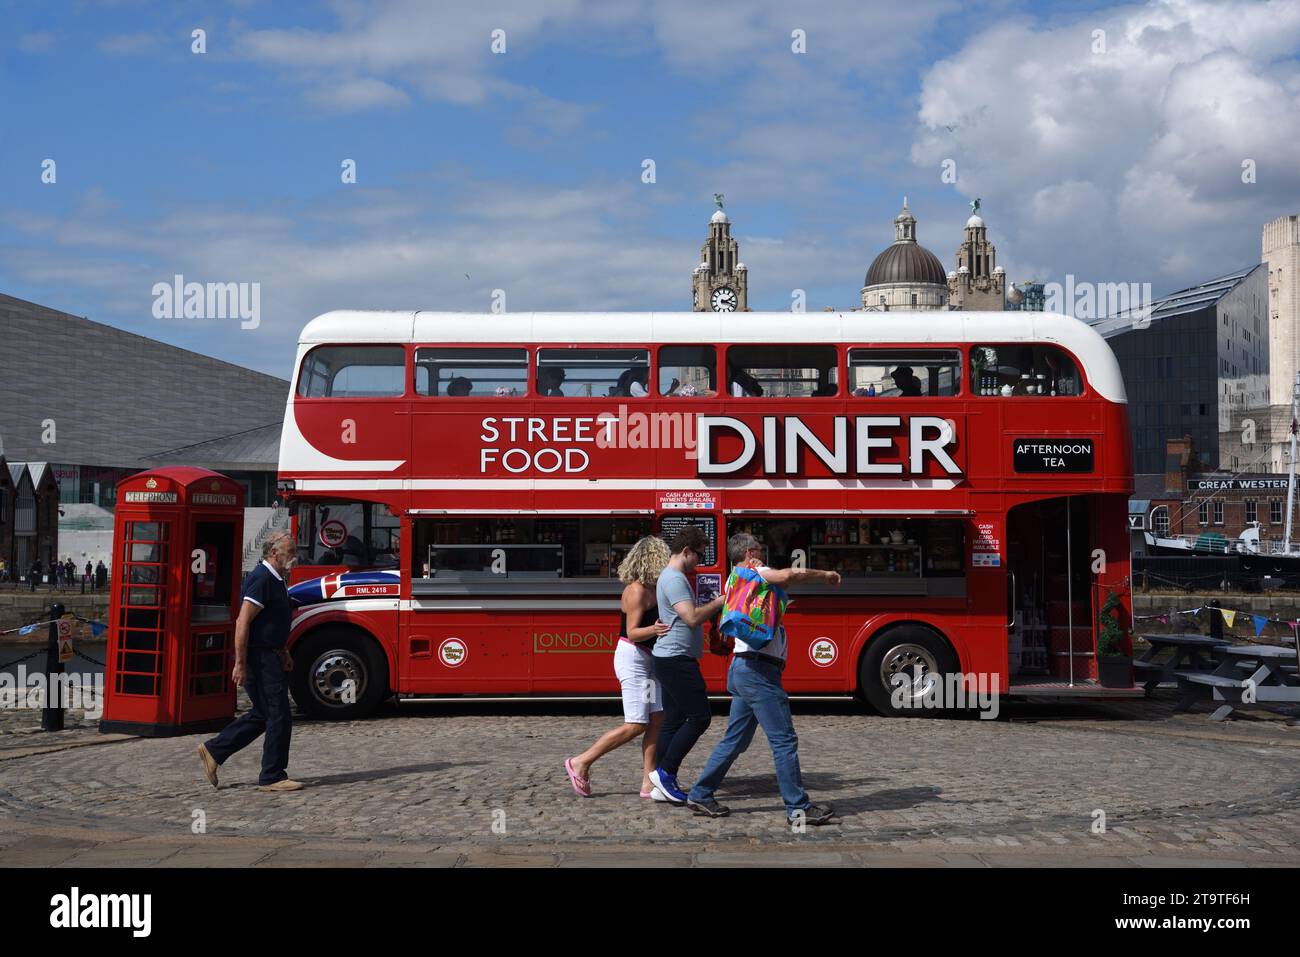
0, 293, 288, 507
1091, 265, 1270, 475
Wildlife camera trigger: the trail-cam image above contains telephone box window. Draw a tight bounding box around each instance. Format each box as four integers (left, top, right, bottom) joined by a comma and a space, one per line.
115, 520, 170, 697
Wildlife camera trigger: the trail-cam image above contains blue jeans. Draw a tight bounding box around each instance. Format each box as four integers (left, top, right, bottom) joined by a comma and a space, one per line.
688, 654, 810, 814
204, 646, 292, 785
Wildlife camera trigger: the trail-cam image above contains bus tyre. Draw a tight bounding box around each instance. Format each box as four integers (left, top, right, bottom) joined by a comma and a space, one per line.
290, 628, 389, 720
859, 625, 959, 718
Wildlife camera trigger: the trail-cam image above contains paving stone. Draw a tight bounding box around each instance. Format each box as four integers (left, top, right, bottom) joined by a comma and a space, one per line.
0, 695, 1298, 865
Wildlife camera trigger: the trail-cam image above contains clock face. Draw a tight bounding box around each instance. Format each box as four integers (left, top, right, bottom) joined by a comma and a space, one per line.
711, 286, 738, 312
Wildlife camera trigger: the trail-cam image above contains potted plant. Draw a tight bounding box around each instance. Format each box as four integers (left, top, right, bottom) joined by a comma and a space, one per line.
1096, 590, 1133, 688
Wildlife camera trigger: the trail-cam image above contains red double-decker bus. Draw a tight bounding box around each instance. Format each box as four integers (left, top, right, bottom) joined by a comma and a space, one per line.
276, 310, 1136, 718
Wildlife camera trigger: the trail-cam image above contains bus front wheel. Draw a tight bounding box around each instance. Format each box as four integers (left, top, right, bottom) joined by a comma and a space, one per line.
290, 628, 389, 720
858, 625, 959, 718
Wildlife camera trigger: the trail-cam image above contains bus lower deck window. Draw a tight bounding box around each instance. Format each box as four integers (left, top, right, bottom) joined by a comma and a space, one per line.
415, 516, 653, 579
727, 517, 965, 579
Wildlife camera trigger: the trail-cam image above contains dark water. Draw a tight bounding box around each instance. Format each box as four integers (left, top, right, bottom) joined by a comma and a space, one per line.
0, 641, 106, 680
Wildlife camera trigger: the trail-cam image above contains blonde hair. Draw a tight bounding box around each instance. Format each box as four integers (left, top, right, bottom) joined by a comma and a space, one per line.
617, 536, 670, 586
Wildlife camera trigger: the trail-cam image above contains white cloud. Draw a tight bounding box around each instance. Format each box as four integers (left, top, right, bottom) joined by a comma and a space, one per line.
910, 0, 1300, 292
307, 76, 410, 111
19, 31, 56, 53
0, 178, 697, 376
99, 32, 163, 56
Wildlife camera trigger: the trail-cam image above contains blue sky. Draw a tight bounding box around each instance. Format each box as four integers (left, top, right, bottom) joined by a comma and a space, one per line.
2, 0, 1299, 378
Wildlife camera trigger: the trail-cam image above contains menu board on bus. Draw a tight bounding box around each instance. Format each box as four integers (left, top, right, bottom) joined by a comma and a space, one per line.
659, 515, 718, 567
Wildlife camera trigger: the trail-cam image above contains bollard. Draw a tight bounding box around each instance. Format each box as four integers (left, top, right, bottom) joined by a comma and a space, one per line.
41, 602, 65, 732
1208, 598, 1222, 643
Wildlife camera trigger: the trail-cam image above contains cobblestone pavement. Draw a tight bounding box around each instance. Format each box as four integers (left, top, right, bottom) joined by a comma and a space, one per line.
2, 694, 1300, 866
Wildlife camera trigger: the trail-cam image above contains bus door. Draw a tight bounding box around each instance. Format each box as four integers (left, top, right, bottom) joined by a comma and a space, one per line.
1006, 496, 1094, 683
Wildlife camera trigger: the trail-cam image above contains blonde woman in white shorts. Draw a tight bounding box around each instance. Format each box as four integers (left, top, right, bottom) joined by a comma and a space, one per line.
565, 536, 670, 798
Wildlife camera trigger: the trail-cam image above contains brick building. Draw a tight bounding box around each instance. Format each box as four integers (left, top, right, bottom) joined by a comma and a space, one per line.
1133, 435, 1297, 552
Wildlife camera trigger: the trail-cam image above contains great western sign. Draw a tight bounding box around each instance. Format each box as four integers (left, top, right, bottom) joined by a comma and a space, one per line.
1013, 438, 1094, 473
1187, 477, 1290, 492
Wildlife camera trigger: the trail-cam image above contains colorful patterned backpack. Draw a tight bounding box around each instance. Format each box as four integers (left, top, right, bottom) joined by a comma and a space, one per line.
718, 561, 790, 650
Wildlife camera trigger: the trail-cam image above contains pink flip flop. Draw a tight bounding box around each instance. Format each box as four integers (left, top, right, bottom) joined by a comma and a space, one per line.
565, 758, 592, 797
640, 790, 654, 799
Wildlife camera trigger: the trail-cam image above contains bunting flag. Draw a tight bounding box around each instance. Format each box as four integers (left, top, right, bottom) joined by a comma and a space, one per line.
88, 621, 107, 638
1254, 615, 1268, 637
17, 623, 36, 636
1221, 609, 1236, 628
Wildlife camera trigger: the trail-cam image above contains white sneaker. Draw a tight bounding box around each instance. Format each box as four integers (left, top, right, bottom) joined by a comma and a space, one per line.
650, 786, 670, 802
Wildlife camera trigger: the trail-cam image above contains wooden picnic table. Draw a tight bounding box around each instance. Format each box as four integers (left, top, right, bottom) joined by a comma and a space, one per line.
1133, 633, 1229, 693
1175, 643, 1300, 721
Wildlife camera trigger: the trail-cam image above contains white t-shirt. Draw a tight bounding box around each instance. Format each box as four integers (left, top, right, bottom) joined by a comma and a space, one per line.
732, 564, 788, 662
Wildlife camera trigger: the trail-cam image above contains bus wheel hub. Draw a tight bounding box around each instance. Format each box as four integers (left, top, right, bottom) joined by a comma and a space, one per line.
311, 652, 364, 705
881, 643, 939, 701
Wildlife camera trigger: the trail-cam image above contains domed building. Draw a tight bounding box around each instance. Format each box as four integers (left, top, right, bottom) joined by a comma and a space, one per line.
861, 198, 949, 311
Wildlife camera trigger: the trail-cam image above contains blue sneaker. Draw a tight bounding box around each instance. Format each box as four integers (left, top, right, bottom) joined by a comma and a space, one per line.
648, 768, 686, 804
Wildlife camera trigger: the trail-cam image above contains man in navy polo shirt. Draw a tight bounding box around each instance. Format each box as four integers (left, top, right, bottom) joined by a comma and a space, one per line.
197, 532, 303, 792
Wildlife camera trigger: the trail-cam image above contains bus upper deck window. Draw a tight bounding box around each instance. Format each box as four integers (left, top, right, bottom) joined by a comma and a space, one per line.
297, 345, 407, 398
659, 345, 718, 397
849, 348, 960, 397
414, 347, 528, 397
726, 345, 838, 398
971, 345, 1083, 397
537, 348, 649, 398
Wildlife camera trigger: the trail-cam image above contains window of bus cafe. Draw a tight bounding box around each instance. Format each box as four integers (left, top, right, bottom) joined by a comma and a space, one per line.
414, 347, 529, 397
658, 345, 719, 397
296, 345, 407, 398
727, 516, 965, 582
970, 344, 1083, 397
414, 516, 657, 579
849, 349, 961, 397
725, 345, 838, 398
296, 501, 401, 569
536, 348, 650, 399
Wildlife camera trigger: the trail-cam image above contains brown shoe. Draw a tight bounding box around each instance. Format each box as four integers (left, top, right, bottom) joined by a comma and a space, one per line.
197, 743, 219, 789
257, 779, 304, 792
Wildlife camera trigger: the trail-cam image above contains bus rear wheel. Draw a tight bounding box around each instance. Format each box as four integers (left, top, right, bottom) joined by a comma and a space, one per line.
859, 625, 959, 718
290, 628, 389, 720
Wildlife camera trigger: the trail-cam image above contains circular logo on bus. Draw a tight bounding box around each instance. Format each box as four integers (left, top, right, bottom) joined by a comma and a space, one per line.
318, 519, 348, 549
439, 637, 468, 668
809, 637, 838, 668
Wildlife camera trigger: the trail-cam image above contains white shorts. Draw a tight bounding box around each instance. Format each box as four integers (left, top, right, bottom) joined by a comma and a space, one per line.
614, 640, 662, 724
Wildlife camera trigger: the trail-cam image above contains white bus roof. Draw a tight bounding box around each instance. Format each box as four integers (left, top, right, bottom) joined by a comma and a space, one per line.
296, 310, 1127, 403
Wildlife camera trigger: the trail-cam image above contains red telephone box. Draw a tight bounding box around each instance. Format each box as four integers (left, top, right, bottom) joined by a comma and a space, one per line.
100, 468, 245, 736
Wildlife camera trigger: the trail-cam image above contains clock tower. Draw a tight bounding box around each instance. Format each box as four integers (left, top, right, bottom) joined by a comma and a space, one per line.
693, 196, 748, 312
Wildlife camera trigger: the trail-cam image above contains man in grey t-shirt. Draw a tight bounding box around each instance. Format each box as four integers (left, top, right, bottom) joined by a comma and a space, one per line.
655, 565, 703, 658
648, 526, 724, 804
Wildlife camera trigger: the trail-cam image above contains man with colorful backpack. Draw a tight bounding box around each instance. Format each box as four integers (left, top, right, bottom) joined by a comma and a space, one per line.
685, 532, 840, 825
